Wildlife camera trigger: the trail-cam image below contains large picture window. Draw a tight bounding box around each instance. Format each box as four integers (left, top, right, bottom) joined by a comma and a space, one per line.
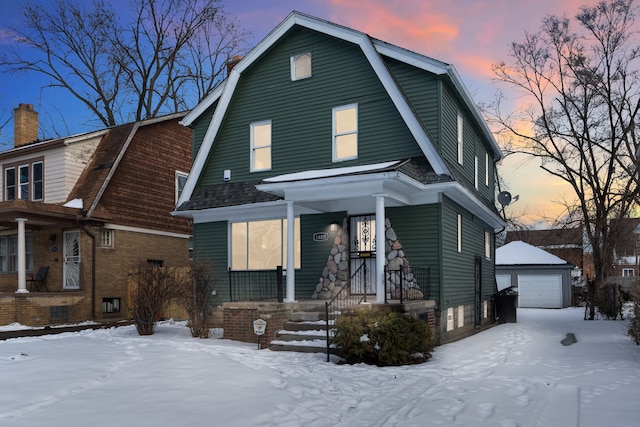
0, 234, 33, 273
3, 159, 44, 202
231, 218, 300, 270
333, 104, 358, 162
250, 121, 272, 172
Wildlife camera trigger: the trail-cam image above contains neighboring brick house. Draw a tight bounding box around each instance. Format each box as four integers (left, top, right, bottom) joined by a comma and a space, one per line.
174, 12, 505, 344
0, 104, 191, 326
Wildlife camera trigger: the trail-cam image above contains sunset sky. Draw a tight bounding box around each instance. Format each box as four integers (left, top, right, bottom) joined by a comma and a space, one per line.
0, 0, 597, 226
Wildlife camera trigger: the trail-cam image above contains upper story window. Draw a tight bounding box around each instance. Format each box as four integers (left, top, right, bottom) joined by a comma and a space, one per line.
3, 158, 44, 202
291, 52, 312, 81
485, 153, 489, 187
175, 171, 188, 203
333, 104, 358, 162
457, 112, 464, 165
623, 268, 635, 277
474, 155, 479, 190
250, 121, 272, 172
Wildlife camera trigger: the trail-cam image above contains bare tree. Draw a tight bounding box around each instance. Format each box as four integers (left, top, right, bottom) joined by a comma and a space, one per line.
489, 0, 640, 319
0, 0, 248, 128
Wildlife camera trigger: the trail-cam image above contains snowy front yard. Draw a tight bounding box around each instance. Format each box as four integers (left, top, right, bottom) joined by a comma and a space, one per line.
1, 308, 639, 426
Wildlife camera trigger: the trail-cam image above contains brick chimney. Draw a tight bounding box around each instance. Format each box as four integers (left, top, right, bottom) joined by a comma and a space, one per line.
226, 55, 243, 76
14, 103, 39, 147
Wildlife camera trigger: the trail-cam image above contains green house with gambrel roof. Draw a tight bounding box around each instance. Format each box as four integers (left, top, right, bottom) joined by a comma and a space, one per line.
174, 11, 505, 344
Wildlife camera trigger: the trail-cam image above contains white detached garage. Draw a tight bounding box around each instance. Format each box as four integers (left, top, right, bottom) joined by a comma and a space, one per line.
496, 241, 574, 308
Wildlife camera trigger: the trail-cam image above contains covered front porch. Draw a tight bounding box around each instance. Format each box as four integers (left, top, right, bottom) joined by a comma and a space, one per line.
0, 199, 106, 326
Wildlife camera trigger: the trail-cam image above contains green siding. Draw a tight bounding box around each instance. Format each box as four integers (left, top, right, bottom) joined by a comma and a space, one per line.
198, 27, 422, 187
383, 57, 440, 149
190, 103, 217, 162
298, 212, 347, 298
440, 197, 495, 309
441, 86, 497, 205
386, 204, 441, 303
193, 221, 229, 303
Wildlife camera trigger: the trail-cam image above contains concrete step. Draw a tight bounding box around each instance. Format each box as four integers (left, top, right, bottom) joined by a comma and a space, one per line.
281, 320, 331, 332
289, 311, 325, 322
269, 339, 338, 354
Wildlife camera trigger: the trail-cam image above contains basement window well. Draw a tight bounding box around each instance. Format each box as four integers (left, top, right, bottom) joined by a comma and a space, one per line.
102, 297, 121, 314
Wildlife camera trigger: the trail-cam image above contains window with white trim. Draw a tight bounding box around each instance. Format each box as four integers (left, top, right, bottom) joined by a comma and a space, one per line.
485, 153, 489, 186
474, 155, 479, 190
485, 230, 490, 259
231, 218, 301, 270
3, 159, 43, 202
250, 121, 272, 172
623, 268, 635, 277
176, 171, 188, 203
291, 52, 312, 80
457, 112, 464, 165
457, 213, 462, 253
99, 228, 114, 248
333, 104, 358, 162
0, 234, 33, 273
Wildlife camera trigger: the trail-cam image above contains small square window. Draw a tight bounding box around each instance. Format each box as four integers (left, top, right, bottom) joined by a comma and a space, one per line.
102, 297, 121, 313
291, 52, 312, 80
99, 229, 114, 248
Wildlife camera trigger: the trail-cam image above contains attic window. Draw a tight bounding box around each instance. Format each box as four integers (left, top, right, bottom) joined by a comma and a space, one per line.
291, 52, 312, 81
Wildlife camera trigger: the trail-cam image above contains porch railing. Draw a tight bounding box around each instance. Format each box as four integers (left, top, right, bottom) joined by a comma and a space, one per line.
384, 266, 431, 303
325, 262, 368, 362
228, 266, 284, 302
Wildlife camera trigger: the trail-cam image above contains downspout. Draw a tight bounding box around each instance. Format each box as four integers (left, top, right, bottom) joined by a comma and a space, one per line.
77, 221, 97, 320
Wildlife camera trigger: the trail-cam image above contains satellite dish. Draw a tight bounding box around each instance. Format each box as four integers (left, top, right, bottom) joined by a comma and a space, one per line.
498, 191, 512, 207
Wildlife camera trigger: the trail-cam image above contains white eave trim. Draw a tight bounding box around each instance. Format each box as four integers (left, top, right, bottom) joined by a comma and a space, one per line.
180, 82, 226, 127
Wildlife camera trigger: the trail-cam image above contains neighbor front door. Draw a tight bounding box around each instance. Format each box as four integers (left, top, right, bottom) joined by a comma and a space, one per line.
63, 230, 81, 289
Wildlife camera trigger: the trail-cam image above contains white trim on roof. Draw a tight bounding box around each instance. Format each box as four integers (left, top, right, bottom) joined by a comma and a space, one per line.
177, 11, 458, 208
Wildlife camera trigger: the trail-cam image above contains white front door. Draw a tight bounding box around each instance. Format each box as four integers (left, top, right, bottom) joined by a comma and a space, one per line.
63, 230, 81, 289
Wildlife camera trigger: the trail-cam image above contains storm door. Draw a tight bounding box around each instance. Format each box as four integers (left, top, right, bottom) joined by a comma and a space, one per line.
63, 230, 81, 289
350, 215, 376, 294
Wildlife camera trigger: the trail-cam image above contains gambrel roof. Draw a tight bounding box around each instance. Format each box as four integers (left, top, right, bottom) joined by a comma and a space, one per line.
178, 11, 502, 209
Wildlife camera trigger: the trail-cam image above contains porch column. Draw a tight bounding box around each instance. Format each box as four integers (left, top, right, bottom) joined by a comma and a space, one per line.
285, 201, 296, 302
15, 218, 28, 293
375, 195, 385, 303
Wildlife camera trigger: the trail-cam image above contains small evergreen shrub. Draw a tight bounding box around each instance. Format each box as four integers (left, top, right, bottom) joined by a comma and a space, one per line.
628, 303, 640, 345
333, 309, 435, 366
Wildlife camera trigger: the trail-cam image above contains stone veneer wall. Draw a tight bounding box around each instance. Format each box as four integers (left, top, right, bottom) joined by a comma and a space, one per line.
311, 218, 422, 300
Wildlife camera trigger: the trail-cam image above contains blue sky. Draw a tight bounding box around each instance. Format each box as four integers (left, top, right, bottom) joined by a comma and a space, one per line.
0, 0, 595, 223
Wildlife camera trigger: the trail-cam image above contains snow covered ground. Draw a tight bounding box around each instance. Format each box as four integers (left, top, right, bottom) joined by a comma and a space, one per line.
1, 308, 638, 427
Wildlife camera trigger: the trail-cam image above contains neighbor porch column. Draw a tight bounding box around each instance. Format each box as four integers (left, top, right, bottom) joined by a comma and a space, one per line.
15, 218, 28, 293
375, 195, 385, 303
285, 201, 296, 302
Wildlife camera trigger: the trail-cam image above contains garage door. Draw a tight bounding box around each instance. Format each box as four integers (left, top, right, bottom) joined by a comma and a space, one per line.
518, 274, 563, 308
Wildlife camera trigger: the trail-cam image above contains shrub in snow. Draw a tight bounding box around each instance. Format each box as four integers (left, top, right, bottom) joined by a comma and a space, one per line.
129, 263, 186, 335
592, 284, 628, 320
627, 286, 640, 345
180, 261, 217, 338
333, 309, 434, 366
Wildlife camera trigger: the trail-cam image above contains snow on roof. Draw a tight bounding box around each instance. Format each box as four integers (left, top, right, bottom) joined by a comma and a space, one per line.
496, 240, 568, 265
263, 161, 400, 183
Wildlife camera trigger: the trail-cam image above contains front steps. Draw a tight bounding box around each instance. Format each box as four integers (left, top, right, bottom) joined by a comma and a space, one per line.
269, 310, 338, 354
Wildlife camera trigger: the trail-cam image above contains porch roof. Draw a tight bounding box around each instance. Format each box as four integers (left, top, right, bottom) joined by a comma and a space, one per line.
174, 158, 505, 231
0, 199, 107, 231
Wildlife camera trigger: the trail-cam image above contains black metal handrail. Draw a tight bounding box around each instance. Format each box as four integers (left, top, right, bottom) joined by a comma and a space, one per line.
384, 266, 431, 303
325, 262, 368, 362
228, 266, 284, 302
